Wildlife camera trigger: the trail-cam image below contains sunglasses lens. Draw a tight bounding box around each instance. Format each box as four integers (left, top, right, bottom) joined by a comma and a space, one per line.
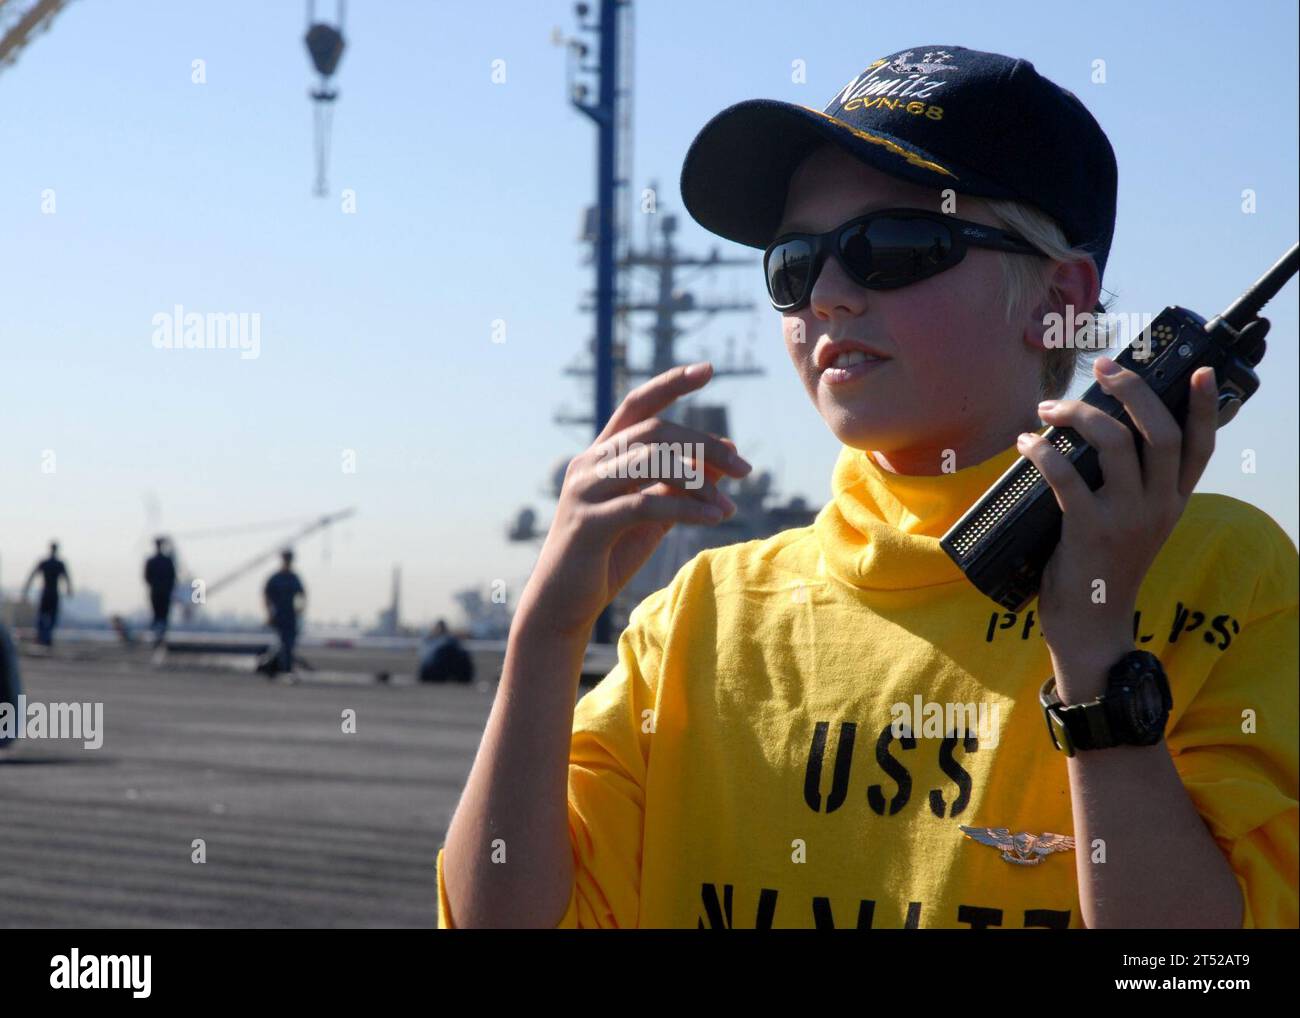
766, 239, 814, 308
841, 216, 955, 288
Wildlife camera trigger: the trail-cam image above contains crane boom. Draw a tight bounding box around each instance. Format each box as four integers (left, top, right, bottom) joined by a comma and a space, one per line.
203, 508, 356, 600
0, 0, 72, 71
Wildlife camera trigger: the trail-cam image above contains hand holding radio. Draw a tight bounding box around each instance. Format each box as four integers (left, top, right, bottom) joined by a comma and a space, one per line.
942, 243, 1299, 614
1016, 355, 1221, 691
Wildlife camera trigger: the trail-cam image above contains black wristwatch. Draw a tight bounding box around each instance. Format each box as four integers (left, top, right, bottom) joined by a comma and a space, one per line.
1039, 650, 1172, 756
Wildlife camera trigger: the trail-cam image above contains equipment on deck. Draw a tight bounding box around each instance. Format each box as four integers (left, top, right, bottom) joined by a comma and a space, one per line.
304, 0, 346, 197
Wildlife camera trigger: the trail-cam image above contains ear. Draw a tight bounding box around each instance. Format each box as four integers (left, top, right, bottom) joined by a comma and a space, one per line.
1023, 256, 1101, 354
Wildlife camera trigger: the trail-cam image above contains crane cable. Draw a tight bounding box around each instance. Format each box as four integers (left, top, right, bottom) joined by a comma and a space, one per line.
305, 1, 346, 197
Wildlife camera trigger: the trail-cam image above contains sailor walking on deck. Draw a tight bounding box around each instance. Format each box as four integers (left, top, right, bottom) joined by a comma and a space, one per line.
263, 549, 306, 677
22, 542, 73, 647
144, 537, 177, 647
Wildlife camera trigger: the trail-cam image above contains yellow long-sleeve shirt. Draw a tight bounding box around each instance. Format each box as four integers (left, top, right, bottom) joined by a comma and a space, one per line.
437, 437, 1299, 928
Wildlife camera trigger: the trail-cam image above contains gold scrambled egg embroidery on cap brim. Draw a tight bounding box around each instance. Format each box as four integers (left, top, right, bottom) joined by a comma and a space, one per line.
803, 108, 957, 180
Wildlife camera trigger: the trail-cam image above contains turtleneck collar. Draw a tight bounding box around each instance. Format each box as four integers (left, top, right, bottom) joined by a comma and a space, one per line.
812, 430, 1046, 591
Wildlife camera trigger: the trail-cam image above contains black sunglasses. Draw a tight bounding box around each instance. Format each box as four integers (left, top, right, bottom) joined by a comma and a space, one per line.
764, 207, 1048, 312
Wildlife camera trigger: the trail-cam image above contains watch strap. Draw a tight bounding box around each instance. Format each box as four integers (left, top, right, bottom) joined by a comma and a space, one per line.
1039, 676, 1114, 755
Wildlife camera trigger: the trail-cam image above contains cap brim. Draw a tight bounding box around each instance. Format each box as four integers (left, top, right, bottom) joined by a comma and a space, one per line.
679, 98, 1013, 250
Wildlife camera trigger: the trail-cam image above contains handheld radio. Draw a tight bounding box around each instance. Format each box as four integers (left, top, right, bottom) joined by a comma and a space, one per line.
941, 242, 1300, 612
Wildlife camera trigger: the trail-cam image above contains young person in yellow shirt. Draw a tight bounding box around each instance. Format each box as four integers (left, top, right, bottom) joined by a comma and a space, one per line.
437, 45, 1298, 928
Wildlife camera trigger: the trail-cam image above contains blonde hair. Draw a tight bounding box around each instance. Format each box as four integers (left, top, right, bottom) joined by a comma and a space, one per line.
974, 197, 1112, 402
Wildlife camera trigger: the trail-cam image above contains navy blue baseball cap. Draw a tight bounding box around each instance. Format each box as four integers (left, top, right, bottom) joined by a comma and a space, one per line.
680, 45, 1118, 284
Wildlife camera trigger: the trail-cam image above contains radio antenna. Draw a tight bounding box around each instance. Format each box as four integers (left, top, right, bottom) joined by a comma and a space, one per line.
1212, 242, 1299, 332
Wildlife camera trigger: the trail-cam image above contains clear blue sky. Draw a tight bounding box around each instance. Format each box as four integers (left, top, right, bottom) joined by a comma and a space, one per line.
2, 0, 1296, 626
